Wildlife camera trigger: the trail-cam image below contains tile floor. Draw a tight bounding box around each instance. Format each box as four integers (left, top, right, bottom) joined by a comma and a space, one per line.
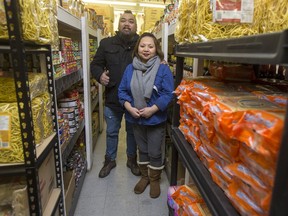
74, 122, 170, 216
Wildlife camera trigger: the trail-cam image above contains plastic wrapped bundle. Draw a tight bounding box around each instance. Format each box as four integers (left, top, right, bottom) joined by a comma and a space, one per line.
19, 0, 40, 42
174, 0, 197, 43
0, 93, 53, 163
36, 0, 59, 48
0, 72, 48, 103
42, 92, 54, 139
262, 0, 288, 33
0, 1, 8, 39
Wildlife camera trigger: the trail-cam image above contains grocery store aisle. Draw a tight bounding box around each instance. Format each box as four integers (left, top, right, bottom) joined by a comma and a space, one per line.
74, 121, 170, 216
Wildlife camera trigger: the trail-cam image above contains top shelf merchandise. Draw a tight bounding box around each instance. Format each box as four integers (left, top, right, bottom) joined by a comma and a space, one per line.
172, 29, 288, 216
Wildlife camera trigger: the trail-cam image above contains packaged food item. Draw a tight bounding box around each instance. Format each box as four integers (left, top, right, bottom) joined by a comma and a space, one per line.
0, 1, 8, 39
226, 181, 267, 216
239, 143, 276, 188
209, 62, 256, 81
209, 162, 232, 190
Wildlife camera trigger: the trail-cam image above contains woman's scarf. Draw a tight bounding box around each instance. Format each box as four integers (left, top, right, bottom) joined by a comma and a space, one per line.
130, 56, 160, 109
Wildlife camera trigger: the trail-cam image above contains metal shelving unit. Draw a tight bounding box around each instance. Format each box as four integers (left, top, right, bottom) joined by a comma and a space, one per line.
61, 119, 85, 165
68, 165, 87, 216
2, 1, 64, 215
171, 29, 288, 216
56, 6, 103, 216
55, 69, 83, 96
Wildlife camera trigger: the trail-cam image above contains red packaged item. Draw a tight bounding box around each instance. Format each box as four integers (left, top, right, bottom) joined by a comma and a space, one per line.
209, 62, 256, 81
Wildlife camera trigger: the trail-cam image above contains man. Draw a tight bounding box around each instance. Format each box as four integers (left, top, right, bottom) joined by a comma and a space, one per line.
91, 10, 140, 178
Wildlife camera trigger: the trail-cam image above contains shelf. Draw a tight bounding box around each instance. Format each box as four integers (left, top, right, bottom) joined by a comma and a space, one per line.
61, 119, 85, 164
168, 21, 176, 37
55, 69, 83, 95
92, 126, 100, 152
43, 188, 61, 216
57, 6, 81, 31
0, 132, 57, 176
0, 44, 11, 52
0, 163, 25, 176
171, 127, 239, 216
174, 30, 288, 65
155, 30, 162, 40
88, 26, 97, 38
0, 44, 50, 53
91, 95, 99, 112
68, 164, 87, 216
36, 132, 57, 165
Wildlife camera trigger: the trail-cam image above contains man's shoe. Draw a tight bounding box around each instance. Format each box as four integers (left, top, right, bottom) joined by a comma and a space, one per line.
127, 156, 141, 176
99, 156, 116, 178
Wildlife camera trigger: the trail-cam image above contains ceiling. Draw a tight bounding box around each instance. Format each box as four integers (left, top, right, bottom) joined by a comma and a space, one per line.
83, 0, 169, 14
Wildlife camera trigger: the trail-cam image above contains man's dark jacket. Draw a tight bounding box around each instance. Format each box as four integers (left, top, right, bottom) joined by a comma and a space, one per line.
91, 33, 139, 112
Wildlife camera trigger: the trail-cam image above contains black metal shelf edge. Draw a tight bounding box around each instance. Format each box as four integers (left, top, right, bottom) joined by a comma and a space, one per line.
174, 30, 288, 65
0, 41, 50, 53
62, 119, 85, 164
171, 127, 239, 216
0, 163, 26, 176
55, 69, 83, 96
68, 165, 87, 216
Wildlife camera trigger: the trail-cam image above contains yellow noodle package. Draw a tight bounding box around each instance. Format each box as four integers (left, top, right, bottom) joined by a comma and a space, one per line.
0, 92, 54, 163
0, 0, 8, 39
175, 0, 262, 43
36, 0, 59, 46
0, 72, 48, 103
19, 0, 40, 42
262, 0, 288, 33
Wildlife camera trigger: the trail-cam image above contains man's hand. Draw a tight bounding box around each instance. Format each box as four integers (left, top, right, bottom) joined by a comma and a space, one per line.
100, 70, 109, 86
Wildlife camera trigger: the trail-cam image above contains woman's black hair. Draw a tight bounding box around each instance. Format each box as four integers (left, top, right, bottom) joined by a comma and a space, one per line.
132, 32, 164, 61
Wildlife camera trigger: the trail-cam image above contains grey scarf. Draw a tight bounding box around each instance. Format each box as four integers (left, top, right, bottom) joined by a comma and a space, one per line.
131, 56, 160, 109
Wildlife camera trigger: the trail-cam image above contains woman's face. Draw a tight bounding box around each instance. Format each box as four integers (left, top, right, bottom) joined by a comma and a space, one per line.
138, 36, 156, 63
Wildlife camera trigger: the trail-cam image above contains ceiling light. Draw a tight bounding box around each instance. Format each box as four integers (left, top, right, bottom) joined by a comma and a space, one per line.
139, 3, 166, 8
83, 0, 137, 6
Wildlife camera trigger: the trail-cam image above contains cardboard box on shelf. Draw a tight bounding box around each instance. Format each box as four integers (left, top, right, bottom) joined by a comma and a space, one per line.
38, 150, 56, 210
63, 170, 76, 214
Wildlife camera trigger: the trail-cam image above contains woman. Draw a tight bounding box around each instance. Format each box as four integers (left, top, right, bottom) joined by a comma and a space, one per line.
118, 32, 174, 198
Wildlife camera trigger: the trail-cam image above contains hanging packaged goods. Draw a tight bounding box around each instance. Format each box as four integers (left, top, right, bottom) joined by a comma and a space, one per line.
174, 0, 288, 43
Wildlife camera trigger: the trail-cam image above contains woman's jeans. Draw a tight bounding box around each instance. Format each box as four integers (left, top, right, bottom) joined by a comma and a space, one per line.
104, 106, 137, 160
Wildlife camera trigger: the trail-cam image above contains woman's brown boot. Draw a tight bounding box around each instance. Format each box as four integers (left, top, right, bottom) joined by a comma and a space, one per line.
134, 162, 149, 194
148, 165, 164, 198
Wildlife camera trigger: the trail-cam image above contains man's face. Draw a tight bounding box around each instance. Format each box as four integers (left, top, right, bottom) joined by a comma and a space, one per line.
118, 13, 137, 37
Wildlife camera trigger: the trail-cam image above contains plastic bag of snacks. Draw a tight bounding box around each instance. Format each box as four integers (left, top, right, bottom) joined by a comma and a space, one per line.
0, 0, 8, 39
168, 185, 211, 216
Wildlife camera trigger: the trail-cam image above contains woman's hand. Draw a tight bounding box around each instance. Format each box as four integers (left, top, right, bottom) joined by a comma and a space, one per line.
124, 102, 141, 118
139, 105, 159, 118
